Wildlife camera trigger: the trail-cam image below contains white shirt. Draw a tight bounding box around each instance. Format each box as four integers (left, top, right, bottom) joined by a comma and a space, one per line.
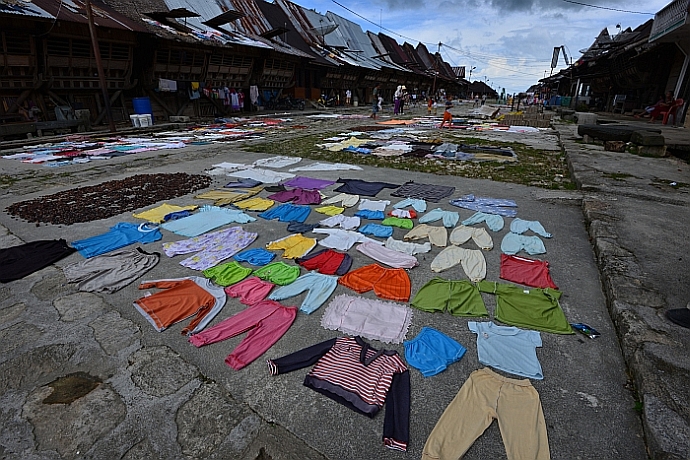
313, 229, 383, 251
357, 199, 390, 212
319, 214, 361, 231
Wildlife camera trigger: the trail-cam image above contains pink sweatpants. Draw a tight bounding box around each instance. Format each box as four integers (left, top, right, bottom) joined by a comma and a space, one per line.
188, 300, 297, 370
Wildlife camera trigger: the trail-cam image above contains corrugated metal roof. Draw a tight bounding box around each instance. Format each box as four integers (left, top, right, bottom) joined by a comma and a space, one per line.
256, 0, 335, 66
0, 0, 53, 18
275, 0, 344, 66
222, 0, 313, 58
30, 0, 148, 32
325, 12, 408, 72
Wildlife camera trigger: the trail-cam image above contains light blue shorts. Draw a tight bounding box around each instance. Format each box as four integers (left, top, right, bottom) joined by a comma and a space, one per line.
404, 327, 466, 377
359, 223, 393, 238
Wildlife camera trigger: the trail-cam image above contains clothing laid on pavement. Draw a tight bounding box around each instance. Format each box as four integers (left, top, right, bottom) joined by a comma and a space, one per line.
477, 281, 573, 334
252, 261, 300, 285
388, 209, 417, 219
227, 168, 295, 184
267, 188, 321, 205
233, 197, 274, 211
392, 181, 455, 202
419, 208, 459, 228
404, 327, 466, 377
411, 278, 488, 316
72, 222, 162, 258
461, 211, 505, 231
267, 336, 410, 451
449, 194, 518, 217
258, 203, 311, 223
321, 192, 360, 208
63, 247, 159, 293
189, 299, 297, 370
265, 233, 317, 259
194, 186, 262, 206
233, 248, 276, 266
356, 241, 418, 268
319, 214, 360, 230
313, 228, 382, 251
449, 225, 493, 250
358, 199, 390, 211
295, 248, 352, 275
202, 261, 252, 286
282, 176, 336, 190
422, 367, 550, 460
381, 217, 413, 229
133, 203, 198, 223
314, 205, 345, 216
338, 263, 411, 302
162, 226, 257, 271
225, 277, 274, 306
393, 198, 427, 212
268, 272, 338, 314
468, 321, 544, 379
321, 295, 413, 344
430, 246, 487, 281
354, 209, 385, 220
286, 221, 318, 233
500, 254, 558, 289
510, 218, 552, 238
385, 237, 431, 255
403, 224, 447, 247
133, 276, 226, 335
333, 178, 399, 197
501, 233, 547, 255
160, 205, 255, 237
359, 223, 394, 238
0, 239, 76, 283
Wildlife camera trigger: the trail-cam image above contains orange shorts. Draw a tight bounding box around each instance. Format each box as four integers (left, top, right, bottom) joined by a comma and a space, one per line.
338, 263, 411, 302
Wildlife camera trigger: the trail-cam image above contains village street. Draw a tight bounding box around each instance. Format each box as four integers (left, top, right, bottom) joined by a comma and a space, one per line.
0, 104, 688, 459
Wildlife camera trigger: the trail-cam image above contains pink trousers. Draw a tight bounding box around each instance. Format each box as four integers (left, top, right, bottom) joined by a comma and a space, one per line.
189, 300, 296, 370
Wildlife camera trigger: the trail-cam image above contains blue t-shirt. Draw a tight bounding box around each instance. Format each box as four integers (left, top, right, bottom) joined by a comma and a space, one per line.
468, 321, 543, 379
72, 222, 162, 258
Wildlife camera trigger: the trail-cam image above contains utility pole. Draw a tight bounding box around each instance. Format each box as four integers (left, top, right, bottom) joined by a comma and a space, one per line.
85, 0, 116, 132
431, 42, 441, 98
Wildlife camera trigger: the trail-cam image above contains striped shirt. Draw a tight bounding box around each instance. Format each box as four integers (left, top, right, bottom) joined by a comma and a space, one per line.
267, 336, 410, 451
391, 181, 456, 202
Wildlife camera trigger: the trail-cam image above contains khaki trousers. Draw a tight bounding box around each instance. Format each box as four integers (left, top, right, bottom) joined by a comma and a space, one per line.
422, 368, 550, 460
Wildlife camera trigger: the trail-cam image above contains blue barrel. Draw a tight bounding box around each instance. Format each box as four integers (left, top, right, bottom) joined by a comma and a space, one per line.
132, 97, 154, 123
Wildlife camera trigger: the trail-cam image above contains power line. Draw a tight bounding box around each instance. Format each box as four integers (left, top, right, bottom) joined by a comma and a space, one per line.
559, 0, 654, 15
331, 0, 555, 78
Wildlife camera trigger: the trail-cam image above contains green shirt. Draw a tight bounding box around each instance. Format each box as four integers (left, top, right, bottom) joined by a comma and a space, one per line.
203, 261, 252, 287
477, 281, 573, 334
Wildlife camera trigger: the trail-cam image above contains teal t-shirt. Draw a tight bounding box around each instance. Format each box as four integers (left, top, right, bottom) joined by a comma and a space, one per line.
469, 321, 543, 379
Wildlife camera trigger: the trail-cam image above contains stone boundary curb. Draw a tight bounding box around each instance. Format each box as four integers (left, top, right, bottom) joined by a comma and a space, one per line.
558, 127, 690, 460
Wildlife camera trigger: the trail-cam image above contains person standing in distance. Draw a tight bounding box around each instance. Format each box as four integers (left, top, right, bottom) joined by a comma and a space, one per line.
370, 83, 381, 119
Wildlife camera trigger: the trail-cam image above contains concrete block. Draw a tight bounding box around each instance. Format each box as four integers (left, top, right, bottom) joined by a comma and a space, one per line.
631, 130, 665, 146
575, 112, 598, 125
169, 115, 191, 123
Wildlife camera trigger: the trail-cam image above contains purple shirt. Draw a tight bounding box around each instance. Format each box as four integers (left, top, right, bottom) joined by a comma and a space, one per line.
282, 176, 336, 190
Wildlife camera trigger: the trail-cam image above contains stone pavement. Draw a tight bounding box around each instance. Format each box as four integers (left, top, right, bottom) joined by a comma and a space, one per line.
555, 121, 690, 460
0, 108, 684, 459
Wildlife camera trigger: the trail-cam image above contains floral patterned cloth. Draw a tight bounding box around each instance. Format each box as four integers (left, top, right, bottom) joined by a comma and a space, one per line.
162, 226, 258, 270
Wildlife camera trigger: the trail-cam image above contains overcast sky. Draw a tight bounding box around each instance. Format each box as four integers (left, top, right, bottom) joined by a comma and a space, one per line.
293, 0, 672, 94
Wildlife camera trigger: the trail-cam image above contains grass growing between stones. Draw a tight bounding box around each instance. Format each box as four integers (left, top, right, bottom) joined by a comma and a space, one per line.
245, 132, 576, 190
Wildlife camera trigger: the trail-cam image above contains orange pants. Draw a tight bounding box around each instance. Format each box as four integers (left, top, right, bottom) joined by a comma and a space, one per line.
338, 263, 411, 301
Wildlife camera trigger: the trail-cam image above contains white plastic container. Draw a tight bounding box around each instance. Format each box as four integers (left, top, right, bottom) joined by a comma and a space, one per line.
139, 114, 152, 127
130, 114, 141, 127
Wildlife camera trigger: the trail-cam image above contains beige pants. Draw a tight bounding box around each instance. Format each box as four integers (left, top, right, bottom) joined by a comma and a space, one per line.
449, 225, 493, 250
404, 224, 448, 247
430, 246, 486, 281
422, 368, 550, 460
